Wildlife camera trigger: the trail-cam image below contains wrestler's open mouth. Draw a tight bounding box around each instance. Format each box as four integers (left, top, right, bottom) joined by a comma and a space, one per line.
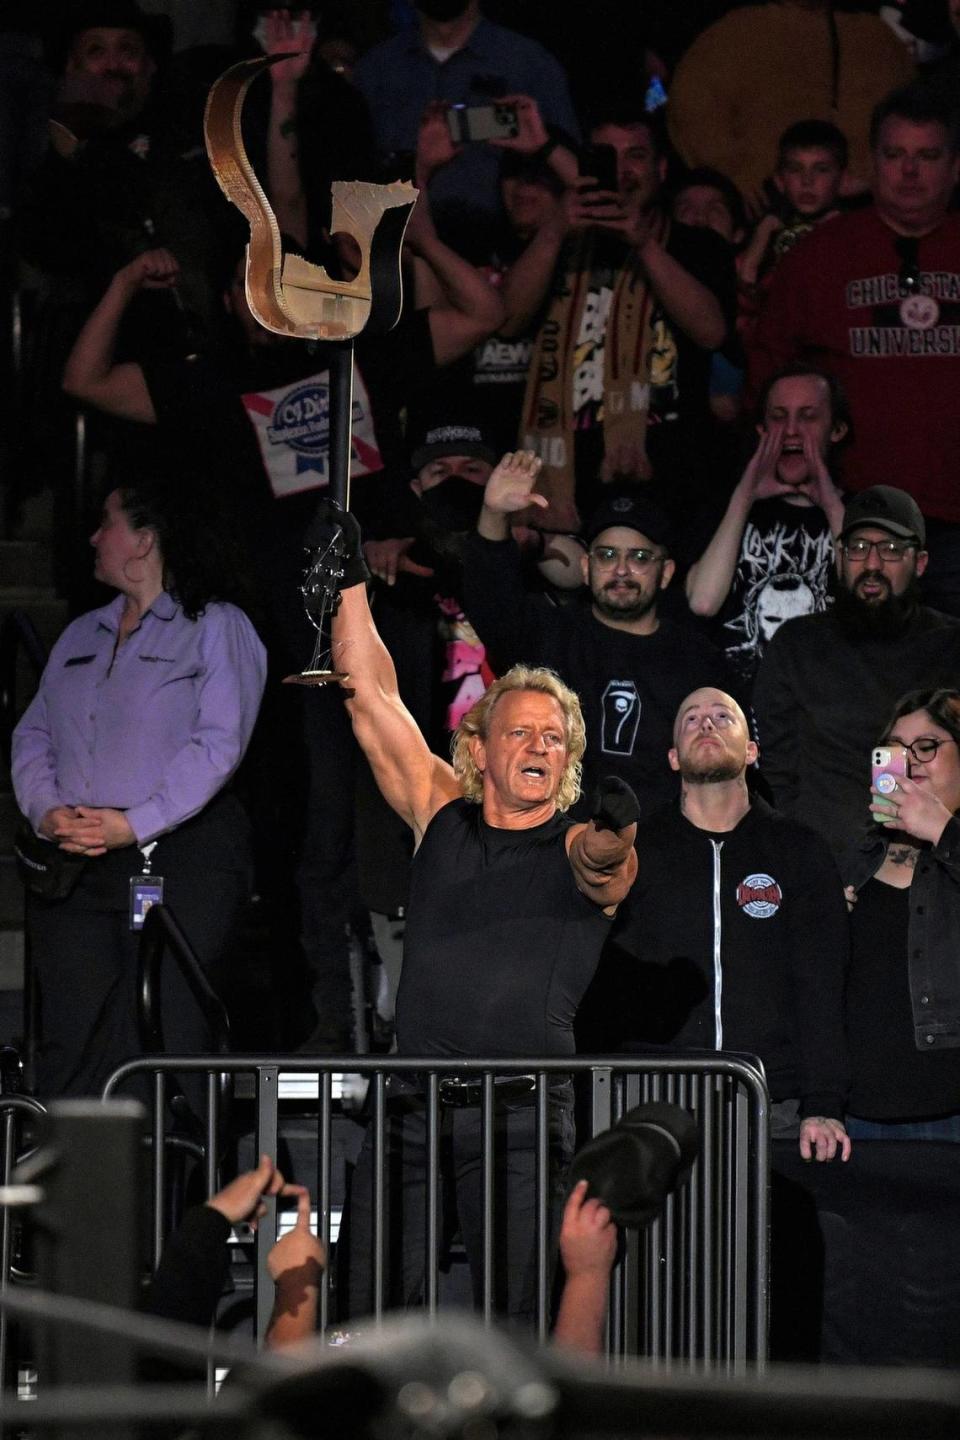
521, 766, 546, 777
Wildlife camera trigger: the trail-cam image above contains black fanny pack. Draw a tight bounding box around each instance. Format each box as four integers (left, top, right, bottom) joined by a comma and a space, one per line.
13, 822, 87, 901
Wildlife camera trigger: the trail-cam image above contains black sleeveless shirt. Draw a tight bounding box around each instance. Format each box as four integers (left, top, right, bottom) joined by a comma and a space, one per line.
396, 799, 613, 1057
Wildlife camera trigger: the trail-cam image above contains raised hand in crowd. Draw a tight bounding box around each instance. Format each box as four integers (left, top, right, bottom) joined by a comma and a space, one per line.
480, 450, 547, 525
487, 95, 580, 188
363, 536, 435, 587
415, 100, 462, 187
114, 248, 181, 296
262, 7, 317, 88
870, 774, 956, 848
266, 1187, 326, 1350
553, 1179, 618, 1356
206, 1153, 296, 1226
569, 178, 655, 253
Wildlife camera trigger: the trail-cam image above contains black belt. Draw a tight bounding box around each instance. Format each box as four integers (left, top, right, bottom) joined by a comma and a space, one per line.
438, 1075, 538, 1108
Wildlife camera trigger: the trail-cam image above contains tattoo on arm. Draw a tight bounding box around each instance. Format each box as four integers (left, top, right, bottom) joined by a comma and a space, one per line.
279, 116, 297, 138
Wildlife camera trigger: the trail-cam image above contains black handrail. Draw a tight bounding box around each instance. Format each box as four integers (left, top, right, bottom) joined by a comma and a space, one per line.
137, 905, 231, 1056
0, 609, 48, 1088
0, 607, 47, 768
136, 904, 233, 1141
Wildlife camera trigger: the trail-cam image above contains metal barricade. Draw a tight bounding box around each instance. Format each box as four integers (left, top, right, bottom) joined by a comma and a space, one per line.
103, 1054, 770, 1367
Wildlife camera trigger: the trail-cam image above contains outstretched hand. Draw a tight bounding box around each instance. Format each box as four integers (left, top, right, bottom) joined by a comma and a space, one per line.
207, 1154, 293, 1226
483, 450, 546, 515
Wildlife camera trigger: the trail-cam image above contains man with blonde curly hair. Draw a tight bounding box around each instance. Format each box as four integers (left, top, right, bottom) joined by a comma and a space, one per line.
324, 506, 638, 1323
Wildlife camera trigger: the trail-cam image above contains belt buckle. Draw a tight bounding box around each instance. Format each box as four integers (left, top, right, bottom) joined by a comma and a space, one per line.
439, 1077, 479, 1107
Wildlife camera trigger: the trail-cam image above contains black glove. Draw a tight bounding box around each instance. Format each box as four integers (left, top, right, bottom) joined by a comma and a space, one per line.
303, 499, 370, 589
591, 776, 641, 832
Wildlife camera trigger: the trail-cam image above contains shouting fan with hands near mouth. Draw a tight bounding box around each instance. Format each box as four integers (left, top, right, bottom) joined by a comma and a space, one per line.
685, 364, 849, 693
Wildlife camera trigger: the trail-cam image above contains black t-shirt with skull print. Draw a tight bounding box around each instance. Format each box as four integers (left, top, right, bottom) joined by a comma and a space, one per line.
689, 496, 834, 697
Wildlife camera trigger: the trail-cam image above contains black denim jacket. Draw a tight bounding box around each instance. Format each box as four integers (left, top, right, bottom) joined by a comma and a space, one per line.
844, 816, 960, 1051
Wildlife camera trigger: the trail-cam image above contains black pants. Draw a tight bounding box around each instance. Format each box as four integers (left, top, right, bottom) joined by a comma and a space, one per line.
342, 1086, 574, 1324
28, 794, 251, 1100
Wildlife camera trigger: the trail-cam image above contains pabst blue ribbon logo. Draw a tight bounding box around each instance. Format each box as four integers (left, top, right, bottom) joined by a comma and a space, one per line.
736, 873, 782, 919
267, 381, 330, 455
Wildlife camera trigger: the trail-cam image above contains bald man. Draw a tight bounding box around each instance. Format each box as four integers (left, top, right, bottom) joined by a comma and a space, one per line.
616, 687, 851, 1161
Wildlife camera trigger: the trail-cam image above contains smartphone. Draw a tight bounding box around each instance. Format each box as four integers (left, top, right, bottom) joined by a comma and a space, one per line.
447, 102, 519, 145
871, 745, 909, 795
580, 142, 619, 194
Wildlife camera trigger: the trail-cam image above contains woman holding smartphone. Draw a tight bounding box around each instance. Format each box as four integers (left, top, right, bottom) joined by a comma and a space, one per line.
842, 687, 960, 1139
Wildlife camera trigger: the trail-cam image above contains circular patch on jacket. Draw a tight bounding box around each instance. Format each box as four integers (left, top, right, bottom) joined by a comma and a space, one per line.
736, 873, 783, 918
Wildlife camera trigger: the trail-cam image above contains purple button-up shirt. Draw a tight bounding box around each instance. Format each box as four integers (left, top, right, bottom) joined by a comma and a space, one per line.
12, 592, 266, 845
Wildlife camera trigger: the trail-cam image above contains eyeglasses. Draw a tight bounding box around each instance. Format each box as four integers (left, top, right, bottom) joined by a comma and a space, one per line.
892, 736, 958, 764
589, 545, 664, 570
842, 538, 914, 563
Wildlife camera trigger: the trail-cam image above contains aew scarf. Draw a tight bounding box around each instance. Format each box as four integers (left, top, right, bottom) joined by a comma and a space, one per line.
519, 221, 666, 529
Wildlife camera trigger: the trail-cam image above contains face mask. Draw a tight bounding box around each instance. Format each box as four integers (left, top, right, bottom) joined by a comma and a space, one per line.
416, 0, 472, 20
419, 474, 485, 534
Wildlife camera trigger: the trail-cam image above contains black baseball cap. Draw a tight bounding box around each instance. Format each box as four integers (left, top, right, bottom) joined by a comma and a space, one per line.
583, 486, 673, 552
839, 486, 926, 546
409, 422, 498, 473
567, 1102, 699, 1229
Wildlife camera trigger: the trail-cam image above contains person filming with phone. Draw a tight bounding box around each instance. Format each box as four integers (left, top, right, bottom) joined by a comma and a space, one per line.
842, 688, 960, 1141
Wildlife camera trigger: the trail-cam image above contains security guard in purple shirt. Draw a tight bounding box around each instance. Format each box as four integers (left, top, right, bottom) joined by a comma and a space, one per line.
12, 479, 266, 1099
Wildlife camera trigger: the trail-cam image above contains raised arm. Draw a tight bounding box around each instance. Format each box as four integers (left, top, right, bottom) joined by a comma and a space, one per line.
405, 104, 504, 365
263, 8, 315, 251
329, 515, 460, 842
686, 425, 784, 615
552, 1180, 618, 1356
61, 250, 177, 421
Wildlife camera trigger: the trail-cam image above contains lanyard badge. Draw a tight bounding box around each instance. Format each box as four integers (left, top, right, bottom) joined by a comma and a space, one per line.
129, 841, 164, 931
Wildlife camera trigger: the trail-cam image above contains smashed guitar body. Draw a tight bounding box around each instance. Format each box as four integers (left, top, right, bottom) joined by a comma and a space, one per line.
204, 55, 417, 340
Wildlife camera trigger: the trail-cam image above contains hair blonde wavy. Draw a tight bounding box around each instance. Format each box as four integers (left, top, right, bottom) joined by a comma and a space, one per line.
451, 666, 585, 812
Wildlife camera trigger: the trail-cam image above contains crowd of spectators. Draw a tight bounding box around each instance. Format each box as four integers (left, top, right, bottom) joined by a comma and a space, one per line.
4, 0, 960, 1365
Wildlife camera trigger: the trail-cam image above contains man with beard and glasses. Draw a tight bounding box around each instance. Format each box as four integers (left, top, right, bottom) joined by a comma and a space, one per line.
461, 451, 733, 818
753, 486, 960, 861
616, 688, 851, 1162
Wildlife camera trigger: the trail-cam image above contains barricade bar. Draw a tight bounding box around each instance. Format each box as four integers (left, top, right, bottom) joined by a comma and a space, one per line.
100, 1053, 770, 1368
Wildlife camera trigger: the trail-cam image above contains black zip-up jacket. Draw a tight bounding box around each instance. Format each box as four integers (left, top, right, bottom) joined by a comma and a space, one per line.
844, 816, 960, 1052
619, 796, 849, 1117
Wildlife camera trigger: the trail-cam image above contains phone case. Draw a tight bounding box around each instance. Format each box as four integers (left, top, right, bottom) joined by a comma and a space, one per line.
871, 746, 908, 795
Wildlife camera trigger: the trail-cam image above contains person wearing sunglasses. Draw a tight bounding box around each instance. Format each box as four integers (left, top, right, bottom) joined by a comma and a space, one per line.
754, 485, 960, 862
842, 688, 960, 1139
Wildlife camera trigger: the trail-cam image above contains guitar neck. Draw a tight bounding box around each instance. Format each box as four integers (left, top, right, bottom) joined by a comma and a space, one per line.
328, 340, 354, 513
